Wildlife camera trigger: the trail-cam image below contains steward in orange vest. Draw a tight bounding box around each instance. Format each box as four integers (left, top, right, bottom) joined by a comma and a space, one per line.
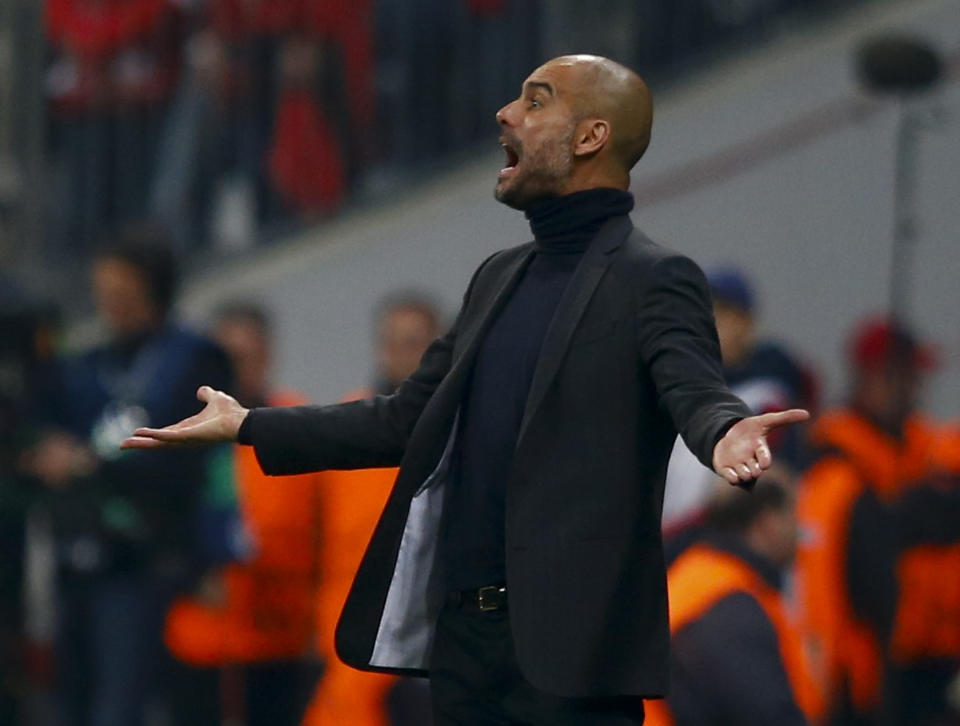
646, 478, 823, 726
165, 305, 323, 726
794, 318, 960, 726
165, 389, 323, 724
300, 293, 442, 726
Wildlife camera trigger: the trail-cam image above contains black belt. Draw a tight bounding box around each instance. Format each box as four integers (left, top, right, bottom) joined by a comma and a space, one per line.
446, 584, 508, 612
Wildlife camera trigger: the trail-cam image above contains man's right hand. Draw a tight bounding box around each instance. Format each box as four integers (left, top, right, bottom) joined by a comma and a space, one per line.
120, 386, 249, 450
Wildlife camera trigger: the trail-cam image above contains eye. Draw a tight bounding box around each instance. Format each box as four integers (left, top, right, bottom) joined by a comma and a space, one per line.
528, 98, 542, 109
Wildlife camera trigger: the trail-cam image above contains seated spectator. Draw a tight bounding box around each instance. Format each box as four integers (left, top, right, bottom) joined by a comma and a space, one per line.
46, 0, 185, 250
645, 475, 823, 726
164, 302, 322, 726
795, 316, 960, 726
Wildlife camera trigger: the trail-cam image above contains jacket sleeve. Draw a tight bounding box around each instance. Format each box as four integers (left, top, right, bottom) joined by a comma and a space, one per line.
242, 253, 493, 476
670, 592, 809, 726
636, 253, 752, 469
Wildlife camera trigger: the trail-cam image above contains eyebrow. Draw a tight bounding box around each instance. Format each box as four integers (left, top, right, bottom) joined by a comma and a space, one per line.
523, 81, 555, 97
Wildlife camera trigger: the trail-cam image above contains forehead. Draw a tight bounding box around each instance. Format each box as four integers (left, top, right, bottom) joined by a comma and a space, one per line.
523, 60, 583, 95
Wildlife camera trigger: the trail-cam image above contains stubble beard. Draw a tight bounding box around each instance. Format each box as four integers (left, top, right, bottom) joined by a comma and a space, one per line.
495, 126, 576, 211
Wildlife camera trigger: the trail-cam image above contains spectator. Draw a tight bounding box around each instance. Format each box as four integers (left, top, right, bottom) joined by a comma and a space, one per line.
645, 475, 823, 726
0, 287, 61, 726
662, 267, 814, 552
164, 301, 323, 726
46, 0, 185, 250
20, 229, 233, 726
150, 0, 352, 253
300, 292, 441, 726
795, 316, 960, 726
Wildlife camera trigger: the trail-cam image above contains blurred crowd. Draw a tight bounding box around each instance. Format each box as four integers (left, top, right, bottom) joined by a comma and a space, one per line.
28, 0, 859, 263
2, 0, 957, 725
2, 230, 958, 726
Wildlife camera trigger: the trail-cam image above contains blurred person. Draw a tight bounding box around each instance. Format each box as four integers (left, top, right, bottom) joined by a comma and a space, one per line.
150, 0, 353, 252
795, 317, 960, 726
45, 0, 186, 250
124, 55, 809, 724
0, 288, 61, 726
662, 266, 814, 553
20, 230, 233, 726
301, 292, 441, 726
645, 475, 823, 726
164, 302, 322, 726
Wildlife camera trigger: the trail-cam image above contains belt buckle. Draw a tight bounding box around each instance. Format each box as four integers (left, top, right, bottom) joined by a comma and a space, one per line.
478, 585, 504, 612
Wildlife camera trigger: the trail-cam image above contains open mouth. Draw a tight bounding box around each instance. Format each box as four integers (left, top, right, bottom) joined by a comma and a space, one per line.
499, 140, 521, 178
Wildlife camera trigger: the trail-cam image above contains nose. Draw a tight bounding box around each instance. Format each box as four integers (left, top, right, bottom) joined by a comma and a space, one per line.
496, 100, 515, 127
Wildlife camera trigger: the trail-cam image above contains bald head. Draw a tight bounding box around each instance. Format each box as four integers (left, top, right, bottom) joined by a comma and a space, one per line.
543, 55, 653, 172
494, 55, 653, 208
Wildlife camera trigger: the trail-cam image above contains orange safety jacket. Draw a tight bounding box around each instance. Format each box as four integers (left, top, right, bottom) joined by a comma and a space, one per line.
795, 410, 960, 715
300, 388, 399, 726
165, 390, 322, 665
644, 544, 824, 726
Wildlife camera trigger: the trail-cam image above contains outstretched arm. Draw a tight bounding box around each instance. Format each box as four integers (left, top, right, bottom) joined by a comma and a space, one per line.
712, 409, 809, 486
636, 253, 807, 487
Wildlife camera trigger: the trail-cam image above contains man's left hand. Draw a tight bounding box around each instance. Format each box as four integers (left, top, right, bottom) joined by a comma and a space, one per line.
712, 409, 810, 486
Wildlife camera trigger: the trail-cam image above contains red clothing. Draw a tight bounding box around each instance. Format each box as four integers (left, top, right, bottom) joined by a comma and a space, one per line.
45, 0, 183, 110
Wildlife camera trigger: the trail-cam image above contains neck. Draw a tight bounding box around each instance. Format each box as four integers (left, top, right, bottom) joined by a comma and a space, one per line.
526, 187, 634, 253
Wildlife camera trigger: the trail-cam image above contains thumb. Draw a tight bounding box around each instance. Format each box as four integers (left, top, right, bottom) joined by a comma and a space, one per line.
757, 408, 810, 431
196, 385, 216, 403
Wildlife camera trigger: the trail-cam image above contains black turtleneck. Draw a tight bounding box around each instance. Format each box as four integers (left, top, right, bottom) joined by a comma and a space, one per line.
442, 188, 634, 591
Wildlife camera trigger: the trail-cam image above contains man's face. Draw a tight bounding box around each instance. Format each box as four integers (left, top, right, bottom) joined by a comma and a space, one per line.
712, 301, 754, 368
855, 360, 922, 433
377, 308, 437, 389
215, 318, 270, 404
494, 63, 580, 210
92, 259, 158, 338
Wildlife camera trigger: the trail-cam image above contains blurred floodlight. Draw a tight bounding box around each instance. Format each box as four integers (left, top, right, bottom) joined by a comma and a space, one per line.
857, 35, 943, 94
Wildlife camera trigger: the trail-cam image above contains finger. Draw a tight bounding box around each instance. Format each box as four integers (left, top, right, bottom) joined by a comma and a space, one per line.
131, 427, 195, 442
756, 441, 772, 468
758, 408, 810, 431
738, 464, 753, 480
721, 467, 739, 484
746, 458, 763, 478
197, 385, 217, 402
120, 436, 179, 450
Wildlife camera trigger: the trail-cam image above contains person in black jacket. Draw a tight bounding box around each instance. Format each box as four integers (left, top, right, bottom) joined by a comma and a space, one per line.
124, 55, 808, 725
24, 231, 233, 726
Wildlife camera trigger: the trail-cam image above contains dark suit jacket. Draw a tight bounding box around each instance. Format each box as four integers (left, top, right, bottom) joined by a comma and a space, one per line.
242, 214, 751, 698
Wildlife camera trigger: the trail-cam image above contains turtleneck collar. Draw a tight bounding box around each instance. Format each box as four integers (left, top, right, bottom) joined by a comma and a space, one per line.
526, 187, 634, 254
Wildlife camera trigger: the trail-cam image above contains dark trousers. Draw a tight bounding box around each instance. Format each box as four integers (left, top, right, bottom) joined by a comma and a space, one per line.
170, 660, 322, 726
429, 600, 645, 725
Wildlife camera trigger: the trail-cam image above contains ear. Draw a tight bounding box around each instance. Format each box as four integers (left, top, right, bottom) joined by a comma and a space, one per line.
572, 119, 610, 158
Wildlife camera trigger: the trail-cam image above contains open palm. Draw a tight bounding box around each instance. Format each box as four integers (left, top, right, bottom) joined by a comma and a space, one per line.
120, 386, 249, 449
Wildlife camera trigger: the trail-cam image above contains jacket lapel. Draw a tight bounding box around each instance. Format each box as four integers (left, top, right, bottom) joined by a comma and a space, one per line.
430, 246, 534, 413
517, 215, 633, 445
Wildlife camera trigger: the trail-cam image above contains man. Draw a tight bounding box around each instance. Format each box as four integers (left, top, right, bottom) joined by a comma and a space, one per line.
164, 302, 321, 726
301, 293, 441, 726
124, 55, 807, 725
662, 266, 813, 549
645, 476, 822, 726
23, 232, 233, 726
795, 317, 960, 726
